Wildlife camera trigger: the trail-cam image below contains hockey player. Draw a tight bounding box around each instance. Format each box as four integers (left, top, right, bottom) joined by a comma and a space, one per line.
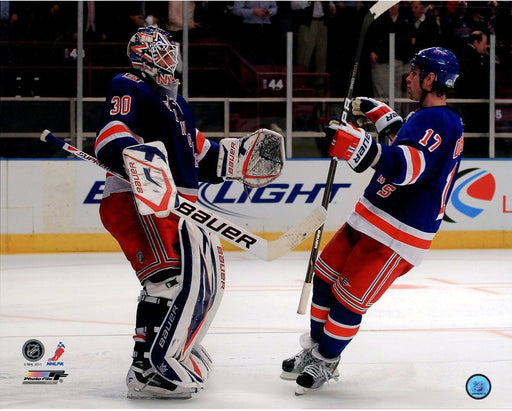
281, 47, 463, 394
94, 25, 285, 399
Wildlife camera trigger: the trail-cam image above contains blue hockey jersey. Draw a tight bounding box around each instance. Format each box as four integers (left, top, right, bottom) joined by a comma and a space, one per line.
94, 71, 220, 202
347, 106, 464, 265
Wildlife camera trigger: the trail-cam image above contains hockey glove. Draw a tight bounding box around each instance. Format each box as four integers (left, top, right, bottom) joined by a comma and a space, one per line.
217, 128, 285, 188
328, 122, 381, 173
122, 141, 178, 218
352, 97, 403, 139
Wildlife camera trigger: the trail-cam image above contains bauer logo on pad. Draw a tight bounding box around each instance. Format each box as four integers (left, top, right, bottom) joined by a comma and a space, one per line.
123, 142, 178, 217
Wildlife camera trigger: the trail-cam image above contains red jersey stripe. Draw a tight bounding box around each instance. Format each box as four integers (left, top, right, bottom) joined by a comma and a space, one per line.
355, 202, 432, 249
196, 129, 206, 155
95, 121, 138, 152
402, 146, 424, 185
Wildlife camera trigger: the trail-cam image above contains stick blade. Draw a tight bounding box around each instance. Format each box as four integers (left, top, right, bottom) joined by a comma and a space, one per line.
266, 206, 327, 261
40, 129, 51, 142
370, 0, 399, 19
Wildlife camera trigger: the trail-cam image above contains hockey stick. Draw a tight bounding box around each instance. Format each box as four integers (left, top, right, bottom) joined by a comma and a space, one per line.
40, 130, 326, 261
297, 0, 399, 314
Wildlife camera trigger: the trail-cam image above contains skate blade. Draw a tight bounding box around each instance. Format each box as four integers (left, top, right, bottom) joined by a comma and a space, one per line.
280, 371, 299, 381
284, 368, 339, 382
295, 385, 308, 396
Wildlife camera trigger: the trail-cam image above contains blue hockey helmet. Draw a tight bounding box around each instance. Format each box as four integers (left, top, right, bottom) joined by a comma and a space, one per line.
127, 25, 179, 91
411, 47, 459, 90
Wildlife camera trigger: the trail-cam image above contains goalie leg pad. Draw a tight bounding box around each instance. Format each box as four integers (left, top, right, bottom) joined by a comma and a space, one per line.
129, 219, 224, 393
148, 219, 225, 388
128, 290, 197, 399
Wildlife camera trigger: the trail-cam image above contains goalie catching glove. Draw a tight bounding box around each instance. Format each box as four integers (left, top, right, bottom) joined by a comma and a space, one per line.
328, 122, 381, 173
352, 97, 403, 140
217, 128, 285, 188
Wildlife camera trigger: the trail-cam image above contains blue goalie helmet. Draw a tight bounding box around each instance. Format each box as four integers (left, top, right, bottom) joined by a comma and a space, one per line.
127, 25, 179, 91
411, 47, 459, 89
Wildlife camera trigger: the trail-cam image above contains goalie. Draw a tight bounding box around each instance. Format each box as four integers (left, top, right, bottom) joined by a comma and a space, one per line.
94, 26, 285, 399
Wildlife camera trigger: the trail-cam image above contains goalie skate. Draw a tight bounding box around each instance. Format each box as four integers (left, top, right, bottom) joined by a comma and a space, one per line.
294, 348, 340, 396
126, 361, 197, 399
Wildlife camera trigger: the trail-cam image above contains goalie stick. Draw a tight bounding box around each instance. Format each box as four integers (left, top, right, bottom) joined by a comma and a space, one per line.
297, 0, 400, 314
40, 130, 326, 261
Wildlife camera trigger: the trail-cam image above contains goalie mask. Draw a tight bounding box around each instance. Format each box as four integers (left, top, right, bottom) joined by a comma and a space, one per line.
127, 25, 179, 95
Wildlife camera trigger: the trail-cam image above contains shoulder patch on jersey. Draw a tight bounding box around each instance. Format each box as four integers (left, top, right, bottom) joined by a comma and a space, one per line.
121, 73, 143, 83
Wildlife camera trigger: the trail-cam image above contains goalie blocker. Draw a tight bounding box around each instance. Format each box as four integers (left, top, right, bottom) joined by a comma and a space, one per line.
123, 141, 178, 218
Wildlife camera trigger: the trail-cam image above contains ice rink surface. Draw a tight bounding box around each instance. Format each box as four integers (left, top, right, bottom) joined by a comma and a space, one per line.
0, 249, 511, 409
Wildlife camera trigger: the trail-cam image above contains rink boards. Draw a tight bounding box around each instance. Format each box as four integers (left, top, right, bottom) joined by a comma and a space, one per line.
1, 158, 511, 253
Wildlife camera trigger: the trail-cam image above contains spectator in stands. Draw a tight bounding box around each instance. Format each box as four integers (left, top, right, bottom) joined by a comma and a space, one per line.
166, 1, 202, 43
440, 1, 475, 54
1, 1, 32, 41
144, 2, 168, 27
84, 1, 99, 41
290, 1, 336, 77
84, 1, 116, 42
106, 4, 146, 41
326, 2, 370, 97
457, 30, 489, 135
38, 2, 76, 42
191, 1, 237, 43
231, 1, 278, 66
409, 1, 441, 56
457, 30, 489, 98
487, 1, 512, 98
468, 3, 490, 34
0, 1, 25, 40
367, 2, 413, 98
267, 1, 294, 66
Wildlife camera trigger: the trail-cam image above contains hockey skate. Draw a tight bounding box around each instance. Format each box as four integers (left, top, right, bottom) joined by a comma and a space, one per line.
294, 347, 340, 395
281, 333, 339, 381
126, 361, 196, 399
281, 348, 314, 380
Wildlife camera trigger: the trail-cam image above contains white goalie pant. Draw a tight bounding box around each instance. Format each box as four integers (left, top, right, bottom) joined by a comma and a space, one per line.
137, 218, 225, 390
